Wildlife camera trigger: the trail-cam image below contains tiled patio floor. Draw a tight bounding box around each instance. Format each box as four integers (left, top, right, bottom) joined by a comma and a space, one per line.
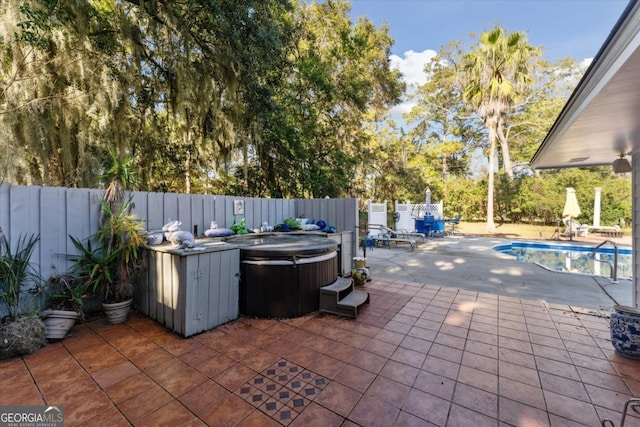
2, 278, 639, 426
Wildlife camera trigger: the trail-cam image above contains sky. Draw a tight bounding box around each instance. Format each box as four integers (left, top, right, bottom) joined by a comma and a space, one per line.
347, 0, 630, 121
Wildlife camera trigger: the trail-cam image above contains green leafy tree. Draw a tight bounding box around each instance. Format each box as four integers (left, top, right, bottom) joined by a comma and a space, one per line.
1, 0, 297, 192
238, 0, 403, 198
362, 124, 424, 203
1, 0, 119, 186
501, 57, 585, 174
406, 43, 482, 184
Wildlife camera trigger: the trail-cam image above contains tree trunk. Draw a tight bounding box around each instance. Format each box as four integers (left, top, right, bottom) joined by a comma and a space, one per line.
496, 120, 514, 179
442, 156, 448, 182
486, 126, 497, 231
185, 136, 191, 194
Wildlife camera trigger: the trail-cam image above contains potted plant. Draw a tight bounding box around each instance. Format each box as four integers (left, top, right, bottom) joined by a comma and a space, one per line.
229, 218, 249, 235
0, 232, 47, 359
70, 199, 146, 323
283, 217, 301, 230
75, 150, 146, 323
39, 274, 87, 340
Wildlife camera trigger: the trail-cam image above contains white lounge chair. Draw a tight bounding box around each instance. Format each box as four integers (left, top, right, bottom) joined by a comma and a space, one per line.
587, 224, 623, 237
382, 224, 427, 241
562, 218, 589, 237
367, 224, 419, 250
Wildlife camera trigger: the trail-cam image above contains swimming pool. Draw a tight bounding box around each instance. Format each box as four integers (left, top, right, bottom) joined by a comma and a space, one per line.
493, 241, 633, 279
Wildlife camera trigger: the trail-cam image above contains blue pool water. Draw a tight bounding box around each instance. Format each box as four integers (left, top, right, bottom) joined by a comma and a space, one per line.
493, 241, 632, 279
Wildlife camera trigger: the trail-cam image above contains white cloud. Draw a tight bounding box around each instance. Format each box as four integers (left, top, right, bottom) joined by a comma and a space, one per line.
387, 49, 437, 127
390, 49, 437, 87
390, 100, 416, 116
579, 57, 593, 69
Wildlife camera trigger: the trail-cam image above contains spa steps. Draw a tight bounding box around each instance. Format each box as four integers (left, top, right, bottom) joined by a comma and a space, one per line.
319, 277, 369, 319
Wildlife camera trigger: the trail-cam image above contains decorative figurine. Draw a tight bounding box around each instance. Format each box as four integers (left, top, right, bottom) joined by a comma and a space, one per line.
162, 220, 195, 249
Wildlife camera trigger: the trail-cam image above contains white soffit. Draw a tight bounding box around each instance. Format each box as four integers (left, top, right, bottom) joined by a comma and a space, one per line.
531, 0, 640, 170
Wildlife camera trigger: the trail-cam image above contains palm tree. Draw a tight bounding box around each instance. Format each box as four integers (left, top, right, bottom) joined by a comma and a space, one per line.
461, 27, 539, 230
99, 150, 138, 229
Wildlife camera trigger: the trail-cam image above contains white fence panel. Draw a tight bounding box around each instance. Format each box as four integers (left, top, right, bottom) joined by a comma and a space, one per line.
130, 191, 149, 229
65, 188, 92, 272
147, 192, 166, 230
411, 201, 444, 220
202, 196, 214, 230
367, 200, 387, 229
212, 196, 225, 229
13, 186, 40, 235
177, 193, 193, 234
0, 185, 10, 239
274, 198, 284, 225
88, 190, 103, 232
430, 202, 444, 219
39, 186, 69, 278
224, 196, 236, 229
294, 197, 358, 258
12, 186, 42, 276
243, 198, 253, 230
260, 199, 270, 229
246, 198, 260, 230
163, 193, 180, 228
191, 194, 204, 236
296, 198, 356, 229
394, 201, 414, 231
267, 199, 277, 228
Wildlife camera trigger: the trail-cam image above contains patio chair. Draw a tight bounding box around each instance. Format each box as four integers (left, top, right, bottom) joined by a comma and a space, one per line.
375, 224, 427, 242
394, 227, 427, 242
368, 224, 417, 250
562, 218, 589, 237
600, 397, 640, 426
587, 224, 623, 237
445, 214, 461, 235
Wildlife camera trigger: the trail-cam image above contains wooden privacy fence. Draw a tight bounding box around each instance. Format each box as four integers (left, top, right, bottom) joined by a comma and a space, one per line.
0, 184, 358, 284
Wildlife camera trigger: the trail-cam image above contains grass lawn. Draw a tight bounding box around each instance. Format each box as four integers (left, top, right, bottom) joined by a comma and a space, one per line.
458, 221, 631, 245
358, 212, 631, 245
459, 222, 558, 239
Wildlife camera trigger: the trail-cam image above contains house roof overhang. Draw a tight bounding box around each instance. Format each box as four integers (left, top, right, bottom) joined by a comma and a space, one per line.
530, 0, 640, 170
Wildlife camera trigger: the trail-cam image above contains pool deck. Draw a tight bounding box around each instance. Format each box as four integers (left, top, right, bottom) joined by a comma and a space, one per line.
364, 235, 634, 312
1, 235, 639, 426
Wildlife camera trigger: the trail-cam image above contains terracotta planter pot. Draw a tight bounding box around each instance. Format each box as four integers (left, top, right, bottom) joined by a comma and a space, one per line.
610, 305, 640, 359
43, 310, 81, 340
102, 299, 132, 324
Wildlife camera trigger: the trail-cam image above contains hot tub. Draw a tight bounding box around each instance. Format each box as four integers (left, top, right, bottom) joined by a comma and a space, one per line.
225, 234, 338, 318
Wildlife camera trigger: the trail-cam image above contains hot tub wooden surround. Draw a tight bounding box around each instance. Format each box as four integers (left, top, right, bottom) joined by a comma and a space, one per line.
135, 231, 354, 336
136, 240, 240, 337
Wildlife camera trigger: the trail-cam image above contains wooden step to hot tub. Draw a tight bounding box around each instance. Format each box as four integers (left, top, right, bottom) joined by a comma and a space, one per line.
319, 277, 369, 319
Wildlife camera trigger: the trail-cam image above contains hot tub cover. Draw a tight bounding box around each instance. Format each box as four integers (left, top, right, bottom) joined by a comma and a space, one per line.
225, 234, 337, 258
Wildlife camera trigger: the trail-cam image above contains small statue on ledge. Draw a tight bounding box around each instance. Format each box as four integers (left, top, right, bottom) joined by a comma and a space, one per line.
162, 220, 195, 249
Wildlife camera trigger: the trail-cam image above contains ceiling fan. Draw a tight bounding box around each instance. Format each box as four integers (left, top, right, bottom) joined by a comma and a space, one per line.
612, 153, 632, 173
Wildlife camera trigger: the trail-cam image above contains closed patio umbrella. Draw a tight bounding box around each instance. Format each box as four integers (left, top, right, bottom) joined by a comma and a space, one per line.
563, 187, 581, 241
425, 187, 431, 216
